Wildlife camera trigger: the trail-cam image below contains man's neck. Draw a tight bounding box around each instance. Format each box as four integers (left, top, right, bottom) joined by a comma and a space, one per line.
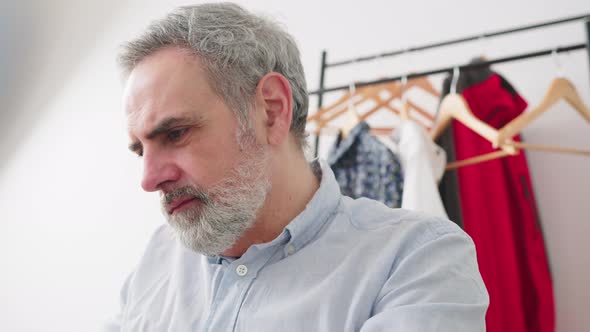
221, 150, 320, 257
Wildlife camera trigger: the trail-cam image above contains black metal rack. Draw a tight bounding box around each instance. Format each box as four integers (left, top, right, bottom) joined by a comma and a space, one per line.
310, 14, 590, 156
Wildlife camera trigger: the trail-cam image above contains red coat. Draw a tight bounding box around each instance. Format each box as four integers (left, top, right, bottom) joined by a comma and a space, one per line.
453, 74, 555, 332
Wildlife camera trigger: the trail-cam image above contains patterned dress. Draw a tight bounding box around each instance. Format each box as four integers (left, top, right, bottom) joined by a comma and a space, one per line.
327, 122, 403, 208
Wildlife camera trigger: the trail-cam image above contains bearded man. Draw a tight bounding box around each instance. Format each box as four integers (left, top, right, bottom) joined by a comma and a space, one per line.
106, 3, 488, 331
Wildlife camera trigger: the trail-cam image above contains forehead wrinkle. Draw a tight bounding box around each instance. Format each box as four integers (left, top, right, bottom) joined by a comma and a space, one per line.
125, 78, 158, 134
125, 81, 206, 138
126, 102, 154, 147
126, 105, 146, 132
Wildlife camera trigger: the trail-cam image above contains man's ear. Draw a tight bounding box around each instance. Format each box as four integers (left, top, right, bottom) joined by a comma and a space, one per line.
255, 72, 293, 146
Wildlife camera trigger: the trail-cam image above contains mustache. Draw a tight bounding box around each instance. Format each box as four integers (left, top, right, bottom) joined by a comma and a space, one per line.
161, 185, 212, 206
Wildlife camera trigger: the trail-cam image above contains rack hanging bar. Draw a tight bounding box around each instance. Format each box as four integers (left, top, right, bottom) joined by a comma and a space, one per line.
308, 43, 587, 96
327, 13, 590, 68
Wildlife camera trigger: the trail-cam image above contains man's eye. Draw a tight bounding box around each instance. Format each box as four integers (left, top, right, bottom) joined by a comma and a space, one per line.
167, 128, 188, 142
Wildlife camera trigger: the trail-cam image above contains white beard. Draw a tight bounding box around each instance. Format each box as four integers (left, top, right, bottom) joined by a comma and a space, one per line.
161, 135, 271, 256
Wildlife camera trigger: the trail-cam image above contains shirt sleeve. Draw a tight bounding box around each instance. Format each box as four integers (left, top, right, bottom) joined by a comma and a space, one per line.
360, 224, 489, 331
100, 271, 134, 332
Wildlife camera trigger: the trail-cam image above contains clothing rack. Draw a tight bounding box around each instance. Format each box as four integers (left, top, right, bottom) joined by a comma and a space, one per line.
310, 14, 590, 156
309, 44, 586, 95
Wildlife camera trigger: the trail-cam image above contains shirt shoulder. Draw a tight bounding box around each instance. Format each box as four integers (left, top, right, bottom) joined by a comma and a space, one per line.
337, 196, 466, 250
337, 198, 489, 331
341, 196, 455, 229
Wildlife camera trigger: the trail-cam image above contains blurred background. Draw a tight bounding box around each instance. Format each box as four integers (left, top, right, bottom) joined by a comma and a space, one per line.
0, 0, 589, 331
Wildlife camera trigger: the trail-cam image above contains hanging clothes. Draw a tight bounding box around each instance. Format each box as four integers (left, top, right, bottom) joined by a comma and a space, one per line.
436, 57, 495, 228
377, 121, 448, 218
327, 121, 403, 208
449, 69, 555, 332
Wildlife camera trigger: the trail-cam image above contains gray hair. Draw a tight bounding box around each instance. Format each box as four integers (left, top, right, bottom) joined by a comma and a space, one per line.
118, 2, 309, 149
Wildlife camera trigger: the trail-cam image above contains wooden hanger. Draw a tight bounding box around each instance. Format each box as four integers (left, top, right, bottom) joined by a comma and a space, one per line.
442, 64, 590, 171
399, 75, 437, 124
417, 68, 517, 170
387, 76, 437, 121
356, 77, 436, 129
307, 82, 394, 123
358, 82, 416, 121
446, 150, 513, 170
312, 79, 434, 133
430, 67, 518, 155
339, 82, 363, 138
495, 76, 590, 147
308, 83, 394, 135
506, 141, 590, 156
400, 99, 411, 121
431, 92, 518, 155
310, 76, 438, 125
445, 141, 590, 171
308, 76, 441, 142
402, 76, 441, 98
427, 68, 522, 171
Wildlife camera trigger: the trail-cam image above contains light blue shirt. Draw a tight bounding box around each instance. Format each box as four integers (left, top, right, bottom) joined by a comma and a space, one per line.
105, 160, 488, 331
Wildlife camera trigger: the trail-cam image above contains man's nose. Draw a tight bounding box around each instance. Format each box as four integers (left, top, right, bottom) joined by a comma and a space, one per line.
141, 150, 181, 192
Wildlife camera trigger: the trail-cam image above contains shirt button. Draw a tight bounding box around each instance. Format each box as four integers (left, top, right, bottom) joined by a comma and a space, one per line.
236, 264, 248, 277
286, 244, 296, 255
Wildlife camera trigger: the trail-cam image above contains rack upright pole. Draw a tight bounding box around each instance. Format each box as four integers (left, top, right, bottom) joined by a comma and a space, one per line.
313, 51, 327, 158
586, 18, 590, 87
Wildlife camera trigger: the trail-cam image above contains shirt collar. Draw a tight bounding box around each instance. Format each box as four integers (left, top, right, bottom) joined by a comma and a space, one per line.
284, 159, 341, 251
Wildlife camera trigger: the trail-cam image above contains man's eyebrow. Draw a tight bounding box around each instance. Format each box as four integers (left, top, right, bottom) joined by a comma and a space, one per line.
128, 114, 203, 153
146, 116, 197, 140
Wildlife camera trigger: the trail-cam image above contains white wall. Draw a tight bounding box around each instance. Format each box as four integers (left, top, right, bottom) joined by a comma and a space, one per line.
0, 0, 589, 331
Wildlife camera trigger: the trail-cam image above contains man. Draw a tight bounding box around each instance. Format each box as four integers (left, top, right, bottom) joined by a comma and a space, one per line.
106, 3, 488, 331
